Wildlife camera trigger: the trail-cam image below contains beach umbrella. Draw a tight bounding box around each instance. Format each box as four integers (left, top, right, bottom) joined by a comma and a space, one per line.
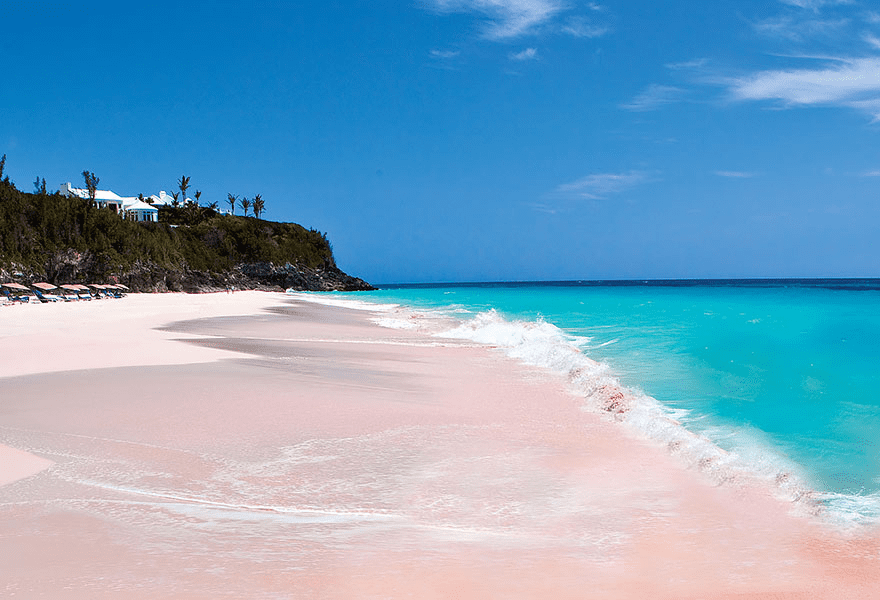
116, 284, 130, 291
32, 282, 57, 291
60, 284, 80, 291
1, 282, 30, 291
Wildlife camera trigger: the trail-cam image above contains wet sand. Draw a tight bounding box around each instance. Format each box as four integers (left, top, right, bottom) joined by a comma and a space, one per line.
1, 292, 878, 598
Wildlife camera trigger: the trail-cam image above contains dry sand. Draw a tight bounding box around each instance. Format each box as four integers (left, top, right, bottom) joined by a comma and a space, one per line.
0, 291, 878, 598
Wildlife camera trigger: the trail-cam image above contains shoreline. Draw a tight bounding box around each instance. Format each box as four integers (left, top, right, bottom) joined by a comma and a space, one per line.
1, 291, 879, 598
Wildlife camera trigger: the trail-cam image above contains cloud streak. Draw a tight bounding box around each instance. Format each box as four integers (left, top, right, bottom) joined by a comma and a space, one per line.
561, 16, 610, 38
715, 171, 756, 178
727, 57, 880, 118
621, 84, 684, 111
753, 16, 849, 42
510, 47, 537, 60
430, 49, 460, 59
424, 0, 611, 41
778, 0, 853, 11
555, 171, 649, 200
427, 0, 565, 39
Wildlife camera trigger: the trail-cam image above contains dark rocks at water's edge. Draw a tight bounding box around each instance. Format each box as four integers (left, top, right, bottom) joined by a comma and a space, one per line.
1, 255, 374, 294
119, 261, 374, 293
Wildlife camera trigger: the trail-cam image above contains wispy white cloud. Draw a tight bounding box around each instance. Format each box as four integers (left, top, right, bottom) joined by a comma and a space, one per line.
424, 0, 611, 41
430, 49, 461, 59
727, 57, 880, 119
861, 169, 880, 176
666, 58, 708, 70
779, 0, 853, 11
753, 16, 849, 41
427, 0, 565, 39
510, 47, 537, 60
527, 202, 560, 214
863, 32, 880, 49
561, 16, 610, 38
715, 170, 757, 178
555, 171, 649, 200
621, 84, 684, 112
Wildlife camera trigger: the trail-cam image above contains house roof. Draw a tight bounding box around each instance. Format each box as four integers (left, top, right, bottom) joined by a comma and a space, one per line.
126, 200, 158, 212
66, 186, 127, 202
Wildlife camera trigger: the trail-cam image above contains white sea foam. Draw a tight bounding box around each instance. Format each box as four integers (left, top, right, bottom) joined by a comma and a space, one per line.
285, 292, 398, 312
431, 309, 880, 526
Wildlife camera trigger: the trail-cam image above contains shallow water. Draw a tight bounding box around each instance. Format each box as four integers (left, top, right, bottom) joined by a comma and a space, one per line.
332, 280, 880, 526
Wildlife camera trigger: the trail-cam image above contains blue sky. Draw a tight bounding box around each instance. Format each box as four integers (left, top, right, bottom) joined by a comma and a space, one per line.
3, 1, 880, 283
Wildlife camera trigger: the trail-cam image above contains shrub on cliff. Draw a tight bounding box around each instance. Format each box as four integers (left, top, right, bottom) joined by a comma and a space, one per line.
0, 183, 334, 279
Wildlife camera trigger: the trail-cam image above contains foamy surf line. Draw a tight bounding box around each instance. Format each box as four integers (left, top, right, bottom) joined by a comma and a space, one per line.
289, 291, 880, 529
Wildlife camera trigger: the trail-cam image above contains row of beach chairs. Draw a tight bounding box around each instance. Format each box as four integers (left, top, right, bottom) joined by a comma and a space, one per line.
1, 282, 128, 305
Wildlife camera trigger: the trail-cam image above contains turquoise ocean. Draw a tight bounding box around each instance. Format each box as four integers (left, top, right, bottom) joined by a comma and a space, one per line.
313, 280, 880, 528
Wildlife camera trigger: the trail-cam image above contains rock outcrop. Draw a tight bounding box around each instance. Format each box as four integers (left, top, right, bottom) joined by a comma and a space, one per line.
1, 254, 374, 294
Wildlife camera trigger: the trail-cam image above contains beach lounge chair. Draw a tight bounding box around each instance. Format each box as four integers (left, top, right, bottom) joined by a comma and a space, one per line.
60, 284, 83, 301
2, 283, 34, 303
85, 284, 104, 299
32, 288, 60, 303
71, 284, 92, 300
31, 283, 63, 302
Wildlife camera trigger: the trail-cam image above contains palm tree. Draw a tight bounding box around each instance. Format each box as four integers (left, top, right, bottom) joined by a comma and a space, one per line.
82, 170, 99, 203
171, 191, 180, 208
0, 154, 7, 181
194, 190, 202, 204
178, 175, 191, 203
252, 194, 265, 219
227, 193, 236, 215
240, 196, 251, 217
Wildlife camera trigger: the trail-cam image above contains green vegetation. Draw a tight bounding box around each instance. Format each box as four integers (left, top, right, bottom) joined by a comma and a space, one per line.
0, 178, 335, 279
82, 171, 99, 202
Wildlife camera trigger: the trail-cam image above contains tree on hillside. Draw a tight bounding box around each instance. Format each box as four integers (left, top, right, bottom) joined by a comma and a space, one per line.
227, 193, 236, 215
194, 190, 201, 204
33, 177, 47, 195
252, 194, 264, 219
82, 171, 99, 203
0, 154, 6, 181
240, 196, 250, 217
178, 175, 191, 203
171, 191, 180, 208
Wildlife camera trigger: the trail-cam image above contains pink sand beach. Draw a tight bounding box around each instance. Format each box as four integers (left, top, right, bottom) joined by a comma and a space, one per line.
1, 292, 878, 598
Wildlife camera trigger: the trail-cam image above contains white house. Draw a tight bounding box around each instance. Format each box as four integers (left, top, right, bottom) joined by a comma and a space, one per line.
147, 190, 186, 206
60, 182, 159, 223
126, 199, 161, 222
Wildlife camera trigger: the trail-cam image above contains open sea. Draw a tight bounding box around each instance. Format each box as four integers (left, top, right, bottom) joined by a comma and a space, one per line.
310, 279, 880, 528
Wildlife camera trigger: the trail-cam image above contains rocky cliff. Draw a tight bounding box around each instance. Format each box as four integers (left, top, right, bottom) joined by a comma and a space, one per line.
1, 251, 374, 293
